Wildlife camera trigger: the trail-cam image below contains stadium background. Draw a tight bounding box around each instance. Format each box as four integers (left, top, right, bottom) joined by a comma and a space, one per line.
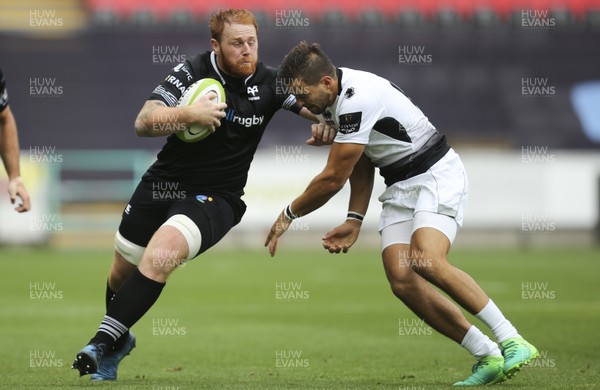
0, 1, 600, 389
0, 0, 599, 249
2, 0, 600, 249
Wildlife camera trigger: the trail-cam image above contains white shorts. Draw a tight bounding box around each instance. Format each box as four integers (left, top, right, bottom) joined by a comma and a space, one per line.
378, 148, 468, 249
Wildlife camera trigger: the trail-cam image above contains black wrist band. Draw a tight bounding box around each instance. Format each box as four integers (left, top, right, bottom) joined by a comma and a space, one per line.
346, 211, 364, 222
284, 204, 299, 221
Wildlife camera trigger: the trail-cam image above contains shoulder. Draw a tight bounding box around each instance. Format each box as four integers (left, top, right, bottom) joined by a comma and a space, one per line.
184, 52, 212, 80
339, 68, 381, 96
337, 68, 382, 113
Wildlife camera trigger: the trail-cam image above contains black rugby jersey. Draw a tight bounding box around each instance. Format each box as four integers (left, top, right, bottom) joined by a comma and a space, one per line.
145, 51, 298, 195
0, 67, 8, 112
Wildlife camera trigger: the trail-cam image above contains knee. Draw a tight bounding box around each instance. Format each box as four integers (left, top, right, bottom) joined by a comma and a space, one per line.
138, 216, 201, 282
139, 246, 185, 281
388, 271, 418, 299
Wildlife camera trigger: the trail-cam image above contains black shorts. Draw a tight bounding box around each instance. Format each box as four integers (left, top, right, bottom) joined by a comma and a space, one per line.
118, 178, 246, 258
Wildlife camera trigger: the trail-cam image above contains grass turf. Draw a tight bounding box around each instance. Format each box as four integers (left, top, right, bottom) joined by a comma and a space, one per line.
0, 246, 598, 389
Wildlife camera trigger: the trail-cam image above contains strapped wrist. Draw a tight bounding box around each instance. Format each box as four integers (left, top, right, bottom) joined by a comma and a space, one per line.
346, 211, 364, 222
284, 204, 299, 221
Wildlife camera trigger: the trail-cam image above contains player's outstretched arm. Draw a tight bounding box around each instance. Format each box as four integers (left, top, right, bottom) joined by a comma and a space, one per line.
322, 154, 374, 253
0, 106, 30, 212
134, 95, 227, 137
265, 142, 365, 256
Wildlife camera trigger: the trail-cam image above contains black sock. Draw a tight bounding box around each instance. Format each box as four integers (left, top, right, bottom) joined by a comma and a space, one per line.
91, 270, 165, 350
105, 280, 130, 352
105, 280, 115, 309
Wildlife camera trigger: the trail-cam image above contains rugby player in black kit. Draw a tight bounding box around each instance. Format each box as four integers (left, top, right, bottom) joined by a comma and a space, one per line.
71, 9, 332, 381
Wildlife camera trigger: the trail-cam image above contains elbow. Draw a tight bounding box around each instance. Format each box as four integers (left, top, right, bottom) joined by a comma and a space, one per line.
134, 117, 148, 137
324, 176, 346, 195
319, 168, 348, 194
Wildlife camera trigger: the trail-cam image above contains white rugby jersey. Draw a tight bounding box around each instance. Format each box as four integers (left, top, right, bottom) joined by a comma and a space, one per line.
321, 68, 450, 186
321, 68, 440, 169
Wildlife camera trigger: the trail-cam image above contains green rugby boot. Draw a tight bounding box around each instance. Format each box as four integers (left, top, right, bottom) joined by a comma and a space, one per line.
500, 337, 539, 378
453, 355, 506, 386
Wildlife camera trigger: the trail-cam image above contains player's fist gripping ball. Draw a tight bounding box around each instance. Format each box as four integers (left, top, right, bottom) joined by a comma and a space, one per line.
177, 78, 226, 142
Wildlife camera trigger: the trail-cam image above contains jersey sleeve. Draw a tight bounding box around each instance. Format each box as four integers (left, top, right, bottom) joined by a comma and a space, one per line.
0, 67, 8, 112
269, 69, 301, 115
281, 94, 301, 115
334, 88, 384, 145
149, 59, 199, 107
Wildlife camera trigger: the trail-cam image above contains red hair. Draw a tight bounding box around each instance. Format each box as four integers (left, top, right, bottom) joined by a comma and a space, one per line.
209, 9, 258, 42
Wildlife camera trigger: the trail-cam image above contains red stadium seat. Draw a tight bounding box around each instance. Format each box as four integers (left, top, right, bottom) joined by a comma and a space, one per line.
86, 0, 600, 22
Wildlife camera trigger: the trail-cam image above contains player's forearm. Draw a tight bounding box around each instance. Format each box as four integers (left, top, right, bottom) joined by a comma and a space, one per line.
134, 101, 192, 137
0, 108, 22, 179
298, 107, 319, 122
286, 143, 362, 220
289, 172, 345, 218
347, 155, 375, 216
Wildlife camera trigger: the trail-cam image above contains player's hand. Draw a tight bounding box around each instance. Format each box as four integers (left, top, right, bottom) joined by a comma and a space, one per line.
8, 176, 31, 213
264, 212, 292, 257
322, 219, 361, 254
306, 123, 336, 146
187, 93, 227, 131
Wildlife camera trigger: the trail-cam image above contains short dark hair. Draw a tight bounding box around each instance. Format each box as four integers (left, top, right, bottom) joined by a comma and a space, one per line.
278, 41, 336, 85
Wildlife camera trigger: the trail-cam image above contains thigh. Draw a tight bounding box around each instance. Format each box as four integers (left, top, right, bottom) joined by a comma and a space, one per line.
409, 223, 453, 282
412, 211, 458, 247
117, 179, 171, 248
380, 220, 413, 251
168, 193, 246, 258
425, 148, 468, 226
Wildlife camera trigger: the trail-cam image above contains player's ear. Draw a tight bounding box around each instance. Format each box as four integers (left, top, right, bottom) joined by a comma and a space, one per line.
210, 38, 220, 54
320, 75, 333, 89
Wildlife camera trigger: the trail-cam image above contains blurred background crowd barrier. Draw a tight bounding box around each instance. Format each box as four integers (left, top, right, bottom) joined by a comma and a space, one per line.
1, 0, 599, 249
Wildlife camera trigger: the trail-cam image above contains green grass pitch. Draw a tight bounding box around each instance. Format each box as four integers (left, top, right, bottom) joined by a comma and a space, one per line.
0, 246, 598, 389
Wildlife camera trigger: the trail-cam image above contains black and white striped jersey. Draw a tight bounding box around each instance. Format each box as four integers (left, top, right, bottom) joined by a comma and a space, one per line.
323, 67, 448, 185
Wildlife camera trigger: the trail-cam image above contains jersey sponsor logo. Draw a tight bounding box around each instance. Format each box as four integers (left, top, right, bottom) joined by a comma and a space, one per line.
173, 63, 193, 81
225, 108, 264, 127
195, 195, 213, 203
344, 87, 355, 99
338, 112, 362, 134
247, 85, 260, 101
164, 75, 186, 94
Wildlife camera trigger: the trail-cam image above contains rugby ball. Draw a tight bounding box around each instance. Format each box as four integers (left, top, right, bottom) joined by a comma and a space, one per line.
176, 78, 226, 143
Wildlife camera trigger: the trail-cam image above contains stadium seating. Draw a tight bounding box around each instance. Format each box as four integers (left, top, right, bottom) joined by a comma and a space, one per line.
85, 0, 600, 27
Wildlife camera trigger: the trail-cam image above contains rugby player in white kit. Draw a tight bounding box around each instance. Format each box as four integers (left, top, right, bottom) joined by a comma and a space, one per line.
265, 41, 538, 386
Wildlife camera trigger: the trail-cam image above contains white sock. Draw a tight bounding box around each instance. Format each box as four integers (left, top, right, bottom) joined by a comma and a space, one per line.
475, 299, 521, 343
461, 325, 502, 360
